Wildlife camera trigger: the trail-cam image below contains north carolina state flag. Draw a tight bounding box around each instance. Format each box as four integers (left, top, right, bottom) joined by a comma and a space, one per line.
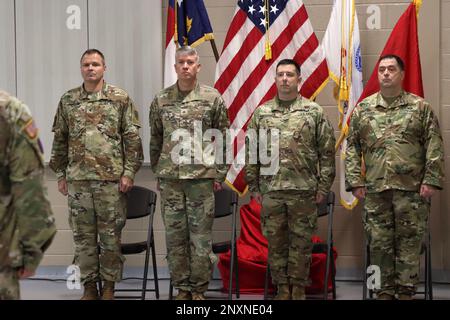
358, 1, 424, 103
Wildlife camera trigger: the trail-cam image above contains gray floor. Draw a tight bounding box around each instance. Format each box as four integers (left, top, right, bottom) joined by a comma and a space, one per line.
20, 277, 450, 300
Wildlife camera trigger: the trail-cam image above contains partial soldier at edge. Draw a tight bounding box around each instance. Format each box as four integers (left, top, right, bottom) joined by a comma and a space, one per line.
0, 91, 56, 300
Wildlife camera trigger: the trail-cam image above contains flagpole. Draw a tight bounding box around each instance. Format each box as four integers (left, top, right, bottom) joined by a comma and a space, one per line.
210, 39, 220, 62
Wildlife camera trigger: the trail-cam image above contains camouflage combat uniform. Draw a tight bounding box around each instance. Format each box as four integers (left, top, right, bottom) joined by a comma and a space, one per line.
149, 82, 229, 294
0, 91, 56, 300
345, 91, 444, 296
246, 96, 335, 287
49, 82, 143, 284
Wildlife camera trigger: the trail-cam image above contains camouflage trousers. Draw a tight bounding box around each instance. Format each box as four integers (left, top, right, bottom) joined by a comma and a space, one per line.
159, 178, 215, 294
261, 190, 317, 286
68, 180, 126, 284
0, 267, 19, 300
364, 190, 429, 296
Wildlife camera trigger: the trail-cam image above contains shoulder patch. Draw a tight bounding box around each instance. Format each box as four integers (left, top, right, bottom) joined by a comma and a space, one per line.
23, 119, 39, 139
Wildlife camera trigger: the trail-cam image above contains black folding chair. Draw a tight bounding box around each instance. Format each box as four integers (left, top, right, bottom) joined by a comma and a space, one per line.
114, 186, 159, 300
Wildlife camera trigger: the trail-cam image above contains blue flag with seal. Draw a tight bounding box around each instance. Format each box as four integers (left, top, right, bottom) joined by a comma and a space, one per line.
175, 0, 214, 47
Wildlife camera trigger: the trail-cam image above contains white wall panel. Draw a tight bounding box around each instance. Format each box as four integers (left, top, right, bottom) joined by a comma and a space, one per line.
88, 0, 163, 163
0, 0, 16, 94
15, 0, 88, 161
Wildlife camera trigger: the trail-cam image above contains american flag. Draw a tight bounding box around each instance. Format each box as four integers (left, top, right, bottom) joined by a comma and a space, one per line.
214, 0, 329, 194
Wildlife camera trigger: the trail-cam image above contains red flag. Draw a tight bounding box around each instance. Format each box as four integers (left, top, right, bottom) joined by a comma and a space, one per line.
164, 1, 177, 87
214, 0, 329, 195
357, 2, 423, 104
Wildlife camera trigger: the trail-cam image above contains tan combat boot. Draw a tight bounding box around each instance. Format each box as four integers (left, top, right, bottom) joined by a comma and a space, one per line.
274, 284, 291, 300
397, 293, 413, 300
101, 281, 115, 300
291, 286, 306, 300
175, 289, 192, 300
377, 293, 395, 300
81, 281, 98, 300
192, 292, 206, 300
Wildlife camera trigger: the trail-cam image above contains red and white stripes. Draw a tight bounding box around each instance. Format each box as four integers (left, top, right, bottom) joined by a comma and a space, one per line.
215, 0, 328, 194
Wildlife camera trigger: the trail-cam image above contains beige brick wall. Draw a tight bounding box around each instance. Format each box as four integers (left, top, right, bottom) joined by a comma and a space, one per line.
42, 0, 448, 277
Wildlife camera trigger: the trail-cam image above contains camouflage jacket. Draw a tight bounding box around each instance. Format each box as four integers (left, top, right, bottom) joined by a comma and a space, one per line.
345, 91, 444, 193
245, 96, 336, 195
149, 82, 230, 181
0, 91, 56, 272
49, 82, 143, 182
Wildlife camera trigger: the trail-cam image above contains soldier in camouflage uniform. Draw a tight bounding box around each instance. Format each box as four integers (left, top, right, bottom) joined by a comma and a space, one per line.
150, 46, 229, 300
0, 91, 56, 300
246, 59, 335, 300
345, 55, 444, 300
50, 49, 143, 300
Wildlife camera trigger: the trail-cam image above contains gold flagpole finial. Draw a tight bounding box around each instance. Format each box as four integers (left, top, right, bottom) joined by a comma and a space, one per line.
174, 1, 179, 47
413, 0, 422, 18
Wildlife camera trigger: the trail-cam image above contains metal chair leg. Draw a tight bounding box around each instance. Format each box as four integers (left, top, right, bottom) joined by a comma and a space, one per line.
168, 281, 173, 300
234, 247, 240, 298
141, 246, 150, 300
323, 245, 331, 300
151, 232, 160, 299
264, 264, 270, 300
426, 231, 433, 300
228, 246, 235, 300
331, 250, 337, 300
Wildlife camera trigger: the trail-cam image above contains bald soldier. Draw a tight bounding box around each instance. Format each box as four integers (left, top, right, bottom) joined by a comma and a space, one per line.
50, 49, 143, 300
0, 91, 56, 300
